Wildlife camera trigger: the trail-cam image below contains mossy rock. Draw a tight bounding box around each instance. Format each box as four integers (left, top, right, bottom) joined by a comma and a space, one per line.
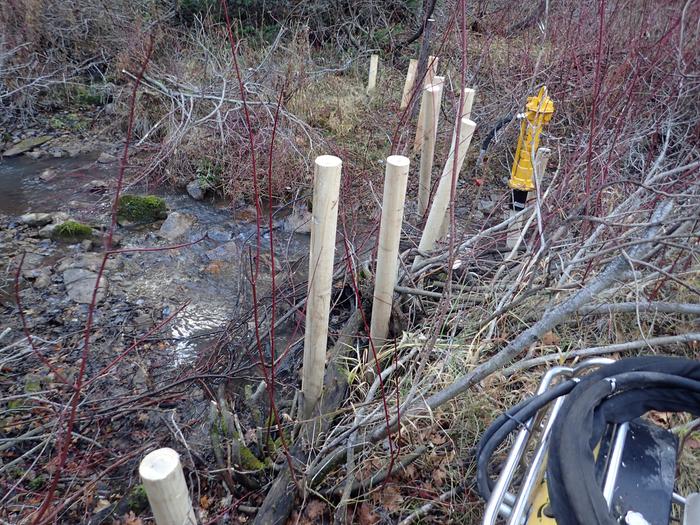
117, 195, 167, 224
52, 221, 93, 242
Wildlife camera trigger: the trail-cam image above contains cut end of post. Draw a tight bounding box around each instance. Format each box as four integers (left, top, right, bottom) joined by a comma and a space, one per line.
459, 118, 477, 135
387, 155, 410, 168
315, 155, 342, 169
139, 447, 180, 482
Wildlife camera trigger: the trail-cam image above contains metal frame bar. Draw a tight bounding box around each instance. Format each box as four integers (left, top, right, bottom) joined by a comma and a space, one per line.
483, 358, 615, 525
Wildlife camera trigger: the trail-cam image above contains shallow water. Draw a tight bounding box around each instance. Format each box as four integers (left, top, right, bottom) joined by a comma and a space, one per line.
0, 154, 309, 363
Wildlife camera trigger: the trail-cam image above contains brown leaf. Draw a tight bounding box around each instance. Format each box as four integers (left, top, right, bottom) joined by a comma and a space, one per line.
382, 484, 404, 513
122, 512, 143, 525
432, 466, 447, 487
303, 499, 326, 522
358, 503, 380, 525
541, 331, 561, 346
200, 495, 211, 510
400, 463, 417, 481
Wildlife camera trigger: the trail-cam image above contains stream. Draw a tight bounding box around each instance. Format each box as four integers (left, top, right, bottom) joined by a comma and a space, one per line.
0, 154, 310, 364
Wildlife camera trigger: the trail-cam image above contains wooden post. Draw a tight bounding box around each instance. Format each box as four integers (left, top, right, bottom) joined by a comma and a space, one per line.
139, 448, 196, 525
367, 54, 379, 94
370, 155, 410, 344
426, 55, 439, 86
400, 59, 418, 110
439, 87, 477, 236
417, 82, 444, 216
302, 155, 342, 419
460, 87, 476, 120
413, 60, 441, 154
412, 117, 476, 270
506, 147, 551, 249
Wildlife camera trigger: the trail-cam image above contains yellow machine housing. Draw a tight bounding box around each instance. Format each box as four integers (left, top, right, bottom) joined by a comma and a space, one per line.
509, 87, 554, 192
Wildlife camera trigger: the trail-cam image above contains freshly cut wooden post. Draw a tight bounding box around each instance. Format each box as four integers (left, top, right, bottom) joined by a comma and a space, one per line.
367, 54, 379, 94
417, 82, 444, 216
506, 147, 551, 248
139, 448, 196, 525
400, 59, 418, 110
302, 155, 342, 418
439, 87, 477, 236
460, 87, 476, 120
413, 58, 441, 154
426, 55, 439, 86
412, 118, 476, 270
370, 155, 410, 344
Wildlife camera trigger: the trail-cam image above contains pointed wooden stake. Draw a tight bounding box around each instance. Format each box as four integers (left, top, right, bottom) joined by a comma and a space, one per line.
370, 155, 410, 345
367, 54, 379, 94
417, 82, 444, 216
302, 155, 342, 419
413, 117, 476, 270
439, 87, 477, 237
139, 448, 196, 525
413, 57, 441, 154
400, 59, 418, 110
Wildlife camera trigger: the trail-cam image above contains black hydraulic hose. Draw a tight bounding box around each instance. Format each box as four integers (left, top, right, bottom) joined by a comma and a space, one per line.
481, 114, 515, 154
477, 113, 515, 170
547, 361, 700, 525
476, 379, 578, 498
476, 356, 700, 524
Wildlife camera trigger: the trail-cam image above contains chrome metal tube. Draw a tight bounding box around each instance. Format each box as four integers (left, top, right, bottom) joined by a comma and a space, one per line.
482, 366, 569, 525
603, 422, 629, 507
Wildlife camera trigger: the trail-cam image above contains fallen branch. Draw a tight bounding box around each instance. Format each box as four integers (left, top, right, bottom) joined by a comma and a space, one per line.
306, 201, 675, 486
578, 301, 700, 316
502, 332, 700, 375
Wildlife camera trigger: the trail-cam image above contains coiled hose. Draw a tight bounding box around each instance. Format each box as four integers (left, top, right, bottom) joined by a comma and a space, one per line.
476, 356, 700, 525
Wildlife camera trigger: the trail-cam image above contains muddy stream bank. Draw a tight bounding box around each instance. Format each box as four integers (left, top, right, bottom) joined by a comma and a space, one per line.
0, 153, 311, 366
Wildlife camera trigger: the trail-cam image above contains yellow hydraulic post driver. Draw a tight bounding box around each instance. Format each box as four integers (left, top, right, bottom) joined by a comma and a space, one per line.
509, 86, 554, 212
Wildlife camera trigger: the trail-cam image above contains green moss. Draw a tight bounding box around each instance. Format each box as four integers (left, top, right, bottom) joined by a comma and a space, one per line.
128, 484, 148, 512
52, 221, 93, 242
8, 399, 24, 410
238, 445, 266, 470
24, 374, 42, 393
28, 475, 46, 491
49, 113, 88, 132
117, 195, 167, 224
75, 86, 103, 106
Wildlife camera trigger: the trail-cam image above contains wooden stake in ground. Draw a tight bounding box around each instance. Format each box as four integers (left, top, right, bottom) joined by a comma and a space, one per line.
439, 87, 477, 237
302, 155, 343, 419
460, 87, 476, 120
367, 54, 379, 94
413, 58, 441, 154
417, 82, 444, 216
506, 147, 552, 249
139, 448, 196, 525
370, 155, 411, 344
400, 59, 418, 110
412, 118, 476, 270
